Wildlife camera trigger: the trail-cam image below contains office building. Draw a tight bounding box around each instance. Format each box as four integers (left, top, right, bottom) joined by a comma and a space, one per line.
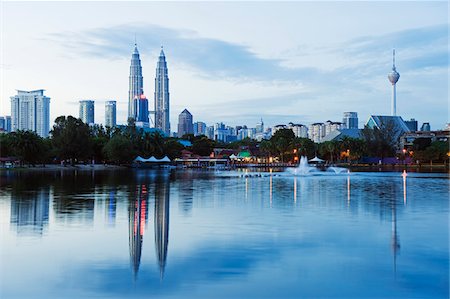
105, 101, 116, 127
5, 116, 11, 132
136, 95, 149, 124
154, 47, 170, 136
420, 122, 431, 132
129, 43, 144, 121
343, 112, 358, 129
404, 118, 418, 131
256, 119, 264, 134
0, 117, 5, 132
177, 109, 193, 137
79, 100, 94, 125
10, 90, 50, 137
193, 121, 206, 136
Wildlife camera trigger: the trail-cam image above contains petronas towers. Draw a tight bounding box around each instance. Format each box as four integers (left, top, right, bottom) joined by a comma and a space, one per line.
128, 44, 170, 135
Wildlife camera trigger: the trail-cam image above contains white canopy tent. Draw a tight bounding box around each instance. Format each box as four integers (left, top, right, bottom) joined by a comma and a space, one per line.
309, 156, 325, 163
134, 156, 171, 163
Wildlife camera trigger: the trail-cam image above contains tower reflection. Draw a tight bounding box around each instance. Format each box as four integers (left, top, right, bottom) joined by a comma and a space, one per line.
128, 185, 149, 279
155, 176, 170, 279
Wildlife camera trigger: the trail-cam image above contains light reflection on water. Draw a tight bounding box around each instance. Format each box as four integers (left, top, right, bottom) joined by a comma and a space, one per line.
0, 169, 448, 298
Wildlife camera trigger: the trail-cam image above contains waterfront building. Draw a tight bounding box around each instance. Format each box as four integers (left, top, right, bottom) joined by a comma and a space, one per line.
10, 89, 50, 137
105, 101, 116, 128
177, 109, 193, 137
129, 44, 144, 121
79, 100, 95, 125
288, 122, 308, 138
404, 118, 418, 131
400, 129, 449, 150
420, 122, 431, 132
343, 112, 358, 129
321, 129, 362, 142
193, 121, 206, 136
388, 49, 400, 116
308, 123, 325, 143
154, 47, 170, 136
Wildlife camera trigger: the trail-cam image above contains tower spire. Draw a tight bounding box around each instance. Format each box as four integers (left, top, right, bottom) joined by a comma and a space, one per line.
392, 49, 396, 70
388, 49, 400, 116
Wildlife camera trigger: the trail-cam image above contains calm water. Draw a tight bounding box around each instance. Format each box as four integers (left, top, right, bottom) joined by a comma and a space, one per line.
0, 169, 448, 299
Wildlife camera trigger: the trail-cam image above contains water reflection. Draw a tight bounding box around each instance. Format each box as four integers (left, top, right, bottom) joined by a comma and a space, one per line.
10, 187, 50, 235
155, 177, 170, 279
1, 169, 447, 298
129, 185, 149, 279
106, 190, 117, 227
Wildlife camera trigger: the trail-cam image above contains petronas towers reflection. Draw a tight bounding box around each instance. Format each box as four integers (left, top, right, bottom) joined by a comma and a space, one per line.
128, 177, 170, 280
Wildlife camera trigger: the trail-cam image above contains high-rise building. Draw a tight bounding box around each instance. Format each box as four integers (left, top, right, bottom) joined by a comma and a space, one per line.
343, 112, 358, 129
10, 90, 50, 137
0, 117, 5, 132
324, 120, 343, 136
206, 126, 214, 140
136, 95, 149, 124
154, 47, 170, 136
79, 100, 94, 125
404, 118, 418, 131
308, 123, 325, 143
288, 122, 308, 138
256, 119, 264, 134
193, 121, 206, 136
105, 101, 117, 127
5, 116, 11, 132
177, 109, 193, 137
129, 44, 144, 121
388, 49, 400, 116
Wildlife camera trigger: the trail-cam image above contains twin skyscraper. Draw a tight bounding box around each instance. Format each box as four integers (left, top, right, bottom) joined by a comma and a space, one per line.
128, 44, 170, 136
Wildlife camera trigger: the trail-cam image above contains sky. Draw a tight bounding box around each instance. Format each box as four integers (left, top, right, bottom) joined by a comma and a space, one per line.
1, 1, 448, 131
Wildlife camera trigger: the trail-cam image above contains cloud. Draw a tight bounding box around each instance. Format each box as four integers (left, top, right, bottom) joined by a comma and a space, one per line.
46, 23, 320, 82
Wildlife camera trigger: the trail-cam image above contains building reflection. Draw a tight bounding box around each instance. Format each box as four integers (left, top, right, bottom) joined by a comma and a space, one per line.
128, 185, 149, 279
155, 176, 170, 279
10, 187, 50, 235
106, 190, 117, 227
391, 196, 400, 273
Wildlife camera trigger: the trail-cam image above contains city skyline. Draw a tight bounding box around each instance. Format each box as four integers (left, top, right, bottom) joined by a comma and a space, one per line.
1, 2, 448, 130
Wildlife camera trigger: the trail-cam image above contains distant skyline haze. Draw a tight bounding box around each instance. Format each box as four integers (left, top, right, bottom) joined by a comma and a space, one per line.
1, 1, 448, 130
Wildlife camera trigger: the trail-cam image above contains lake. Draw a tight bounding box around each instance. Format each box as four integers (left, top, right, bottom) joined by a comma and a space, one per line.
0, 168, 448, 298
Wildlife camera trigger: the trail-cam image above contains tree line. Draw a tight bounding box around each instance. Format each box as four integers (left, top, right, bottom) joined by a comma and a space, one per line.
0, 115, 448, 166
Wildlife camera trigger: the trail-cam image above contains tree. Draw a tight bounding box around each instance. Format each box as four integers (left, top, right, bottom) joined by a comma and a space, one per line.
361, 122, 398, 158
291, 137, 315, 158
192, 136, 215, 156
163, 139, 185, 160
270, 129, 295, 162
0, 133, 13, 157
51, 116, 93, 164
103, 135, 135, 164
9, 130, 46, 166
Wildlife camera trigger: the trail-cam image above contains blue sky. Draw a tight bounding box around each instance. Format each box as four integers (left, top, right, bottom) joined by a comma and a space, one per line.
1, 1, 448, 130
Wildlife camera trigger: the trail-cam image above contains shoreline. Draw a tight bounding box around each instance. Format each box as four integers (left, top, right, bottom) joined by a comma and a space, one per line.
0, 163, 448, 173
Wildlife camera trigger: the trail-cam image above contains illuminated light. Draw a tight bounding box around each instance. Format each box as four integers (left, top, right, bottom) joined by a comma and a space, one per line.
402, 170, 407, 205
140, 94, 146, 99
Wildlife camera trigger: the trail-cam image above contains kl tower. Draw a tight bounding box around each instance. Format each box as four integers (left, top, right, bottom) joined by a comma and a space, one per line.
388, 49, 400, 116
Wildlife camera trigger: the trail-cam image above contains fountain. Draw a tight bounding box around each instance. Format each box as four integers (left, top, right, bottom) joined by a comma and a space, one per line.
288, 156, 348, 176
